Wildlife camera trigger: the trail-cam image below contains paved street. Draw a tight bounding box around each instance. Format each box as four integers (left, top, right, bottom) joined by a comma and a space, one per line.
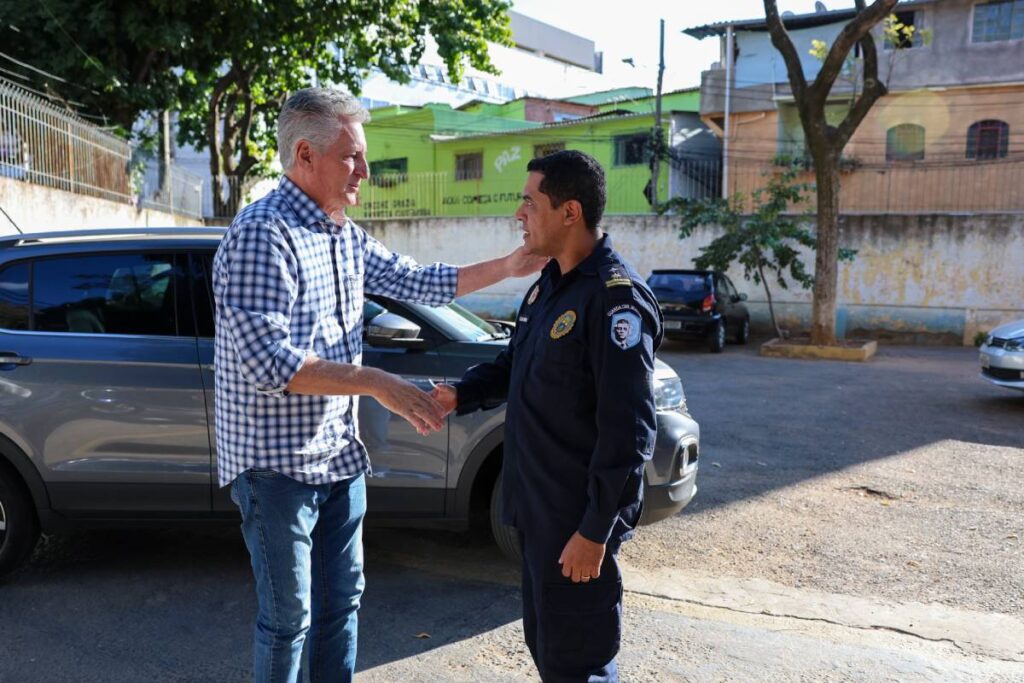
1, 343, 1022, 682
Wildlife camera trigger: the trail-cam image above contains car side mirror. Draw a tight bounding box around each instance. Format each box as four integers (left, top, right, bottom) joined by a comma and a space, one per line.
486, 319, 516, 337
365, 312, 427, 349
738, 293, 748, 301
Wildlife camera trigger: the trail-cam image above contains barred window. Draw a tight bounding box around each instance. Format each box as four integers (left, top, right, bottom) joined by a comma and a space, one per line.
369, 158, 407, 187
455, 152, 483, 181
613, 133, 650, 166
966, 120, 1010, 159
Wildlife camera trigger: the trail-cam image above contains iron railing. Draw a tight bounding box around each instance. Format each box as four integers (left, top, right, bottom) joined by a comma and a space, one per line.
0, 76, 203, 218
0, 76, 131, 202
724, 155, 1024, 214
139, 164, 205, 220
344, 159, 725, 221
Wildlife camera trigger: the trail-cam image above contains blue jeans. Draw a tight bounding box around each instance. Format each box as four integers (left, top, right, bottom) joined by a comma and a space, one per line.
231, 470, 366, 683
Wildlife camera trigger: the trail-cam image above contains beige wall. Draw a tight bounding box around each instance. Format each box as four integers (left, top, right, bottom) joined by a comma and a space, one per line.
0, 177, 195, 236
721, 86, 1024, 214
362, 213, 1024, 345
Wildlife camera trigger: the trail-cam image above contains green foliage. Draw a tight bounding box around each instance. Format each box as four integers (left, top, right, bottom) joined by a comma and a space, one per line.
974, 330, 989, 347
676, 166, 816, 292
881, 14, 933, 49
666, 165, 856, 337
1, 0, 513, 197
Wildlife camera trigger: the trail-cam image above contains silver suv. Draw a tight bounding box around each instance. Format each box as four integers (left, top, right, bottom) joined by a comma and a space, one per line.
0, 228, 699, 575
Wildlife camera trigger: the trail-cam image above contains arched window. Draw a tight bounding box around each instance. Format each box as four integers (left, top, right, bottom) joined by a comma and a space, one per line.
966, 120, 1010, 159
886, 124, 925, 162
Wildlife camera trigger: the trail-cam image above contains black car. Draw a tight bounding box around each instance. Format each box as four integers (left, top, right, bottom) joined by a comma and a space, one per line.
647, 269, 750, 353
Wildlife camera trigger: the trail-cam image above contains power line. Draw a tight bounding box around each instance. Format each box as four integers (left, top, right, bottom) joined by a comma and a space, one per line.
37, 0, 116, 88
0, 50, 102, 96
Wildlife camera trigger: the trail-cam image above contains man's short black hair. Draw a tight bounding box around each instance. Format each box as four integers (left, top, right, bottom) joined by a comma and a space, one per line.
526, 150, 606, 231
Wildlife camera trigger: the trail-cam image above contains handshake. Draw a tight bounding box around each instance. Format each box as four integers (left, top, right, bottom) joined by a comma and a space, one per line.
371, 371, 457, 437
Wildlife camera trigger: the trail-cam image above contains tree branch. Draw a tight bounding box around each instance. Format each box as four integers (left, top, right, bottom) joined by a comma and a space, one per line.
834, 0, 888, 149
207, 65, 237, 179
813, 0, 897, 96
763, 0, 808, 102
133, 48, 158, 85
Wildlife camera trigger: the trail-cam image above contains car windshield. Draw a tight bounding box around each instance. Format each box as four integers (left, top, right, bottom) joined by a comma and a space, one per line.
648, 273, 710, 298
404, 300, 510, 342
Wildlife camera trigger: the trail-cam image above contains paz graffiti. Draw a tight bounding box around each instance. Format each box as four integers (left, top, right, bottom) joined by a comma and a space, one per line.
493, 146, 521, 173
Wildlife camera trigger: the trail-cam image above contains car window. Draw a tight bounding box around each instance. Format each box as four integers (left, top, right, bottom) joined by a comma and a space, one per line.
648, 273, 710, 297
33, 253, 182, 336
720, 276, 737, 299
375, 297, 505, 342
0, 261, 29, 330
190, 252, 215, 338
413, 300, 506, 342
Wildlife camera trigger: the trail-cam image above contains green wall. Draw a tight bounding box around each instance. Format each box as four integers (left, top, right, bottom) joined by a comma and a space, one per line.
351, 103, 679, 220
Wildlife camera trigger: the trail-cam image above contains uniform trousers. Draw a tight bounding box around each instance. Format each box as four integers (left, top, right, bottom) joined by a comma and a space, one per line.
518, 526, 623, 683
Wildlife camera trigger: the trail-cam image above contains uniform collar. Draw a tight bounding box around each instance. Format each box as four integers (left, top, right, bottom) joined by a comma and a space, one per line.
576, 233, 613, 276
278, 175, 348, 233
541, 233, 613, 281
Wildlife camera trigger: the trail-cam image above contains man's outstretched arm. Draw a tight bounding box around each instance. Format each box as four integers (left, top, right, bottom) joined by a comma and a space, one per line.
455, 246, 548, 296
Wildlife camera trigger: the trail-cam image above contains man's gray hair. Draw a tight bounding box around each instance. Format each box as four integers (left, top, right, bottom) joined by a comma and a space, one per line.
277, 88, 370, 170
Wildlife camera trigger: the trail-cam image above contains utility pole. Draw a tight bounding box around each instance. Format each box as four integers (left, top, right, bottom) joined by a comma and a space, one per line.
651, 18, 665, 208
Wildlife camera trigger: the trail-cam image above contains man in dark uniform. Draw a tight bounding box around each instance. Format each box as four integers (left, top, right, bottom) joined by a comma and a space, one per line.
433, 150, 662, 682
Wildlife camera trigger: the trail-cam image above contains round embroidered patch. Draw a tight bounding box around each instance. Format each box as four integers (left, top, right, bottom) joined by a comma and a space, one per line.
550, 310, 577, 339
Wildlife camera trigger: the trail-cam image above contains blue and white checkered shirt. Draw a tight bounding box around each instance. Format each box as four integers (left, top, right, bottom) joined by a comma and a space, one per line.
213, 176, 458, 486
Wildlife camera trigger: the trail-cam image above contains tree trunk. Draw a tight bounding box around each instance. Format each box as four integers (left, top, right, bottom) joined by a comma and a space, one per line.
757, 262, 784, 340
811, 158, 841, 346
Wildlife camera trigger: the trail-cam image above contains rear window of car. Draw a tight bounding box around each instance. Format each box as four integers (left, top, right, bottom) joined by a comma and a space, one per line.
647, 273, 710, 297
0, 253, 188, 336
33, 253, 180, 336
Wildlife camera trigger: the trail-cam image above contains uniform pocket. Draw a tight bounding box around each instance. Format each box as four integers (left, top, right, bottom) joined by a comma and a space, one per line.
541, 578, 623, 671
535, 340, 585, 388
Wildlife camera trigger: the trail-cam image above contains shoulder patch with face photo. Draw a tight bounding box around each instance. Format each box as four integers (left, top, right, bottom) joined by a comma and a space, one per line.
609, 310, 642, 350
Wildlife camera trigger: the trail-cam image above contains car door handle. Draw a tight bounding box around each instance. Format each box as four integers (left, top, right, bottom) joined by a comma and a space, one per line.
0, 353, 32, 366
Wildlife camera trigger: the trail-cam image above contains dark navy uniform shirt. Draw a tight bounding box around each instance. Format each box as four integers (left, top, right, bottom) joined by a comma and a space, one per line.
456, 234, 663, 544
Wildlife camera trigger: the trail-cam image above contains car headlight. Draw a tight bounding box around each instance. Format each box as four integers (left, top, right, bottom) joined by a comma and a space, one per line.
653, 374, 686, 412
1007, 336, 1024, 351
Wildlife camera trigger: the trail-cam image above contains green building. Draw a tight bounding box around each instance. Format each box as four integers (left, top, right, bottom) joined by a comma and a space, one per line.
349, 87, 719, 220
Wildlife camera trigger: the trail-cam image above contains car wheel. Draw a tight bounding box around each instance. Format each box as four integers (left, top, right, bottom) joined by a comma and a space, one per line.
0, 464, 39, 577
735, 317, 750, 345
489, 473, 521, 562
709, 320, 726, 353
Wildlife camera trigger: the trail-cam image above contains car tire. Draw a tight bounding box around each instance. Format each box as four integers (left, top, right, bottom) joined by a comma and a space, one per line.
735, 317, 750, 345
0, 463, 39, 577
489, 473, 521, 562
709, 320, 726, 353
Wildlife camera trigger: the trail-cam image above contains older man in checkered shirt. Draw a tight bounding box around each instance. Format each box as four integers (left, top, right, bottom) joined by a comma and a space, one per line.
213, 88, 545, 683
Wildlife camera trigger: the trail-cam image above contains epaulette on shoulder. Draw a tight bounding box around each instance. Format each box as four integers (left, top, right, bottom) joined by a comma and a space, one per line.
600, 262, 633, 289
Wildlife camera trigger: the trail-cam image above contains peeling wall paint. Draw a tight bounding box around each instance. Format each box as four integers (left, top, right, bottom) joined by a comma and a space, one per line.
362, 213, 1024, 345
0, 178, 194, 235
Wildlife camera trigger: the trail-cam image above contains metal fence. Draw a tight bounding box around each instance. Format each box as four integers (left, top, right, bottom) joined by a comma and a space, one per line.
139, 164, 205, 219
345, 159, 725, 221
0, 76, 203, 218
725, 155, 1024, 214
0, 76, 132, 202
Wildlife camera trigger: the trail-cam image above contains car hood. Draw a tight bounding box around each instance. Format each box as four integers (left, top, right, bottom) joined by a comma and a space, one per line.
990, 319, 1024, 340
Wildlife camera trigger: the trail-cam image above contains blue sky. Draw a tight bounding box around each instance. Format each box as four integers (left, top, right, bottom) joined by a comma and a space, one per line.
510, 0, 858, 91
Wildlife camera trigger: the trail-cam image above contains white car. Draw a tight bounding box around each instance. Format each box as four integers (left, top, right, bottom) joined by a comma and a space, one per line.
979, 319, 1024, 392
